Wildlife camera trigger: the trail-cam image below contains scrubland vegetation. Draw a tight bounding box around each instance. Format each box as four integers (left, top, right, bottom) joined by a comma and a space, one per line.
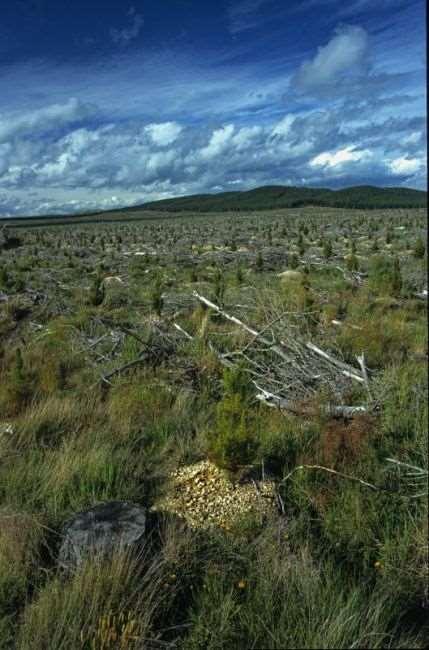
0, 205, 427, 648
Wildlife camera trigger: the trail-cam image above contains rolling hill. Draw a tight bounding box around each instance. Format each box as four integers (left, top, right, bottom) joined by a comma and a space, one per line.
1, 185, 426, 227
137, 185, 427, 212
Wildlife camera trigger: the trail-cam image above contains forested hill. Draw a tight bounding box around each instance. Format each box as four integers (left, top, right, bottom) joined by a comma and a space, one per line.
2, 185, 427, 225
137, 185, 427, 212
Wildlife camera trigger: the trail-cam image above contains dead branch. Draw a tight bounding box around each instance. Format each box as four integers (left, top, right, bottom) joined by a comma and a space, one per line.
193, 291, 364, 381
356, 352, 372, 399
305, 342, 364, 383
193, 291, 315, 370
173, 322, 193, 340
281, 464, 379, 491
253, 382, 366, 418
101, 354, 147, 383
189, 292, 370, 416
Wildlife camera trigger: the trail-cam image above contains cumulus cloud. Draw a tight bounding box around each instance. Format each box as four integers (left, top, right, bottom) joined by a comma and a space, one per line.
145, 122, 182, 147
110, 7, 144, 45
0, 98, 425, 216
232, 125, 263, 150
388, 156, 422, 175
271, 115, 295, 138
36, 128, 104, 181
199, 124, 235, 159
310, 145, 371, 168
0, 98, 94, 142
294, 25, 369, 90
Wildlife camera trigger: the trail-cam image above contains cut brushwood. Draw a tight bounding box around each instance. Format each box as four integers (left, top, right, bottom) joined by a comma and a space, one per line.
190, 292, 369, 416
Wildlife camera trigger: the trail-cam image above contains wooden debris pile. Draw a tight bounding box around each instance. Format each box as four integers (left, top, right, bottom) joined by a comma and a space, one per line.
71, 316, 186, 386
183, 293, 370, 417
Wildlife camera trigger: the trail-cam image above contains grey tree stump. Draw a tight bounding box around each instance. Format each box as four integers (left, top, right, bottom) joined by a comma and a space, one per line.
58, 501, 147, 570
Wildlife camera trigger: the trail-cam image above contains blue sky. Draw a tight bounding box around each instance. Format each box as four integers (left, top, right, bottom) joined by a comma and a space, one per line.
0, 0, 426, 216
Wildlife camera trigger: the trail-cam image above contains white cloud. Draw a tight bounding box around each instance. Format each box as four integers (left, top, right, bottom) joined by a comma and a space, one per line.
310, 145, 371, 168
145, 122, 182, 146
146, 149, 177, 173
199, 124, 235, 159
0, 98, 93, 142
400, 131, 421, 146
295, 25, 368, 89
388, 156, 422, 175
35, 128, 105, 181
0, 95, 425, 216
272, 115, 295, 138
232, 125, 262, 149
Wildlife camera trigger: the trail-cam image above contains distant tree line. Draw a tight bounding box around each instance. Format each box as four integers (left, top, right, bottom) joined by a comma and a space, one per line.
140, 185, 427, 212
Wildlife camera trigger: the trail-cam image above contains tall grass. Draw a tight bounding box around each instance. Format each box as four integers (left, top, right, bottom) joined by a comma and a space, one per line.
0, 214, 427, 648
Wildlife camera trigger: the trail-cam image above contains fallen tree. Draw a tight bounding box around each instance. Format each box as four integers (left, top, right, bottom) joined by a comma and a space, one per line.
171, 292, 372, 418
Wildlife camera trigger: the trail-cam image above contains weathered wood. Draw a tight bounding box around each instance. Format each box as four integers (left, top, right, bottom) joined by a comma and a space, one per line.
356, 352, 372, 398
281, 464, 379, 491
173, 322, 193, 340
193, 291, 314, 369
101, 354, 147, 383
194, 291, 365, 384
254, 382, 366, 418
305, 342, 364, 383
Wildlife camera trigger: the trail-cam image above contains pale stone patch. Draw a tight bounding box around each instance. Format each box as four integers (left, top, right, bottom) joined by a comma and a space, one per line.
277, 270, 303, 281
153, 460, 277, 530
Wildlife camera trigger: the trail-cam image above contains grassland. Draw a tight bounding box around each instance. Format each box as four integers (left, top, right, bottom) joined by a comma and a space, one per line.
0, 206, 427, 648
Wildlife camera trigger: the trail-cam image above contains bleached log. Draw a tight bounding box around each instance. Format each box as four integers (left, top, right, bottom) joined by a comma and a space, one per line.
331, 320, 362, 331
191, 292, 371, 415
254, 383, 366, 418
173, 322, 193, 340
305, 342, 364, 383
254, 383, 296, 411
193, 292, 260, 338
415, 289, 427, 300
194, 291, 365, 385
329, 405, 367, 417
194, 291, 314, 368
356, 352, 372, 398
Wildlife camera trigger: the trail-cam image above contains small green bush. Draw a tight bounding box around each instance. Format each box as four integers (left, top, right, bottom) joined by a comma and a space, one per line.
150, 275, 164, 316
88, 273, 105, 306
0, 349, 33, 416
209, 366, 257, 470
413, 237, 426, 259
368, 255, 402, 296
